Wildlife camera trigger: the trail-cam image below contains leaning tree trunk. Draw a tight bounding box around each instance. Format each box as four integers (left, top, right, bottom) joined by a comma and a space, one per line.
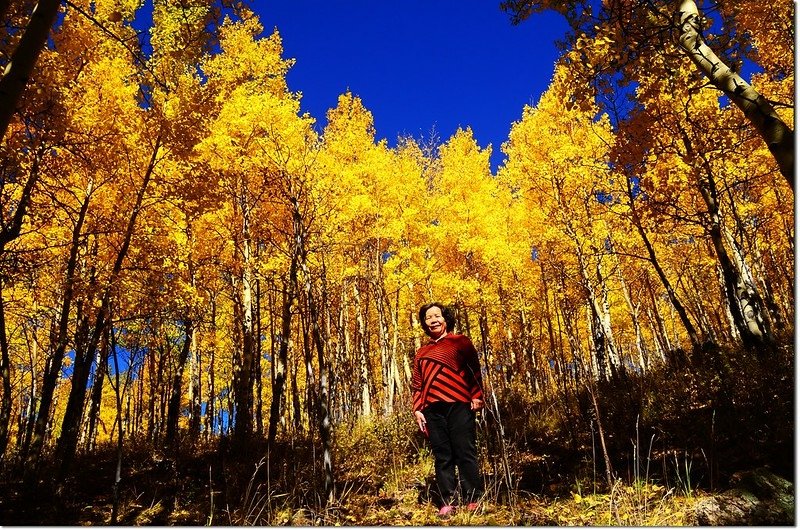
0, 0, 61, 141
55, 297, 107, 482
25, 171, 90, 470
586, 381, 615, 489
675, 0, 794, 189
626, 175, 702, 350
55, 135, 160, 482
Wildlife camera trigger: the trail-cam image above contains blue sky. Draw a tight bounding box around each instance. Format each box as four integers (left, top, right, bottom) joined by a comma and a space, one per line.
253, 2, 570, 171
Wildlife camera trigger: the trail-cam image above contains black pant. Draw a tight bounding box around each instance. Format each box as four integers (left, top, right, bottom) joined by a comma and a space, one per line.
423, 401, 483, 505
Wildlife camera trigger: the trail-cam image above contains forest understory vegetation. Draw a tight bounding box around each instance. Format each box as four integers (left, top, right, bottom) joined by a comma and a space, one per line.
1, 335, 792, 526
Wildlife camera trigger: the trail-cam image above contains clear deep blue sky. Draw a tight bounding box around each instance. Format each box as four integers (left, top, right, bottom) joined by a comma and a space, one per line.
253, 2, 569, 171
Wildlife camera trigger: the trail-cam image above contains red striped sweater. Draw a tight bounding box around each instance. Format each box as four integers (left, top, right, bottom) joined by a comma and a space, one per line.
411, 333, 483, 412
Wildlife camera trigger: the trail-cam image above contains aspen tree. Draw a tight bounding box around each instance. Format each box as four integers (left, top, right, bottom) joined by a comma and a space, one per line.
197, 12, 306, 443
502, 0, 794, 187
622, 61, 778, 348
500, 64, 620, 378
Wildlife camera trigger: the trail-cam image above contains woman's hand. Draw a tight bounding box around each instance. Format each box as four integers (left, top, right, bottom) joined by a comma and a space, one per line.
470, 398, 484, 411
414, 411, 427, 434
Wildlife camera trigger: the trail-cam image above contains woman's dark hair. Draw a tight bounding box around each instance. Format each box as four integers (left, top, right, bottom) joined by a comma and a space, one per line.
418, 302, 457, 337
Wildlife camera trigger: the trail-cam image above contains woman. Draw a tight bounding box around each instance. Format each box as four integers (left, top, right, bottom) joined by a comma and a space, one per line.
411, 302, 484, 516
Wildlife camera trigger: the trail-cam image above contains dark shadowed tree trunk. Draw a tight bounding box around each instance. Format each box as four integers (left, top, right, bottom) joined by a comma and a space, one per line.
267, 225, 300, 446
231, 185, 257, 446
255, 278, 264, 436
0, 279, 12, 463
625, 175, 702, 351
25, 181, 92, 471
295, 202, 334, 506
0, 0, 61, 141
0, 151, 45, 461
55, 295, 107, 481
81, 326, 111, 452
205, 293, 218, 439
55, 135, 160, 482
166, 319, 194, 446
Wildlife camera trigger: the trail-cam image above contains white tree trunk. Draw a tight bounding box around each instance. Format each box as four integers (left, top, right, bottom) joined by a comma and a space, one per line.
676, 0, 794, 186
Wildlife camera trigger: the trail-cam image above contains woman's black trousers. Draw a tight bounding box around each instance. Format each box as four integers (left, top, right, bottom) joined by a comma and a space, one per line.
423, 401, 483, 506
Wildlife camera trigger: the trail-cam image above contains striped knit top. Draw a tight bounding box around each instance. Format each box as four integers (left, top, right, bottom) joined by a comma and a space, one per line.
411, 333, 484, 413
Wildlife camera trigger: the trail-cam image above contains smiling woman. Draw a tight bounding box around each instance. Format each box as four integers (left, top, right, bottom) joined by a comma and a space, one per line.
411, 301, 485, 516
255, 1, 569, 171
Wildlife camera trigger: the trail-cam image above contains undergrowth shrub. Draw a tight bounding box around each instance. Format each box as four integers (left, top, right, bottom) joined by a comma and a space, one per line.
476, 336, 793, 497
588, 339, 793, 491
334, 412, 424, 492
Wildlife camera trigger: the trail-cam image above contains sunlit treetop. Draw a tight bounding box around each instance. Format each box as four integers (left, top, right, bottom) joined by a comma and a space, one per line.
202, 10, 294, 98
149, 0, 214, 73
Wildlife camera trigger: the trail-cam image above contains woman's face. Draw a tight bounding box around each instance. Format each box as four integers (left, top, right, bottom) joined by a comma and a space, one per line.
424, 306, 447, 338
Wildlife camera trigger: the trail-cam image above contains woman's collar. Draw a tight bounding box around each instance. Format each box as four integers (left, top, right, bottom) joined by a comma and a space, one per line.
433, 331, 450, 343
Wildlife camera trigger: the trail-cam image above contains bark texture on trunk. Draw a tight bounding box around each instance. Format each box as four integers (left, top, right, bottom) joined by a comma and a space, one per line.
676, 0, 794, 188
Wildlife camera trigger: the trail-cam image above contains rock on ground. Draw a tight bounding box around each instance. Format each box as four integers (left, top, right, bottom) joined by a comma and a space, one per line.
694, 467, 793, 526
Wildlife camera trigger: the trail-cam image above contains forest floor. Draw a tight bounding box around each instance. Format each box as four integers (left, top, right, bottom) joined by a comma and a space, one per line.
1, 433, 708, 526
1, 340, 793, 526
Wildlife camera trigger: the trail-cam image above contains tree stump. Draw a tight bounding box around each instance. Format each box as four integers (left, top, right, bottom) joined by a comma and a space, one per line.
694, 468, 794, 525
